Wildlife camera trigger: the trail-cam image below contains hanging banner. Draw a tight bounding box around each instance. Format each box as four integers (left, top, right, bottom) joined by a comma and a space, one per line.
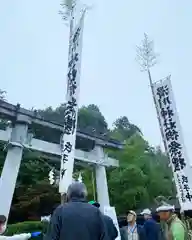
59, 11, 86, 194
153, 76, 192, 210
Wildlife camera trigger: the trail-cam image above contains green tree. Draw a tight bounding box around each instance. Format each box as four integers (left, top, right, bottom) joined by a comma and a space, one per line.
0, 89, 6, 100
37, 104, 66, 125
78, 104, 108, 134
9, 153, 59, 223
0, 89, 8, 130
108, 134, 174, 214
111, 116, 142, 141
37, 104, 108, 135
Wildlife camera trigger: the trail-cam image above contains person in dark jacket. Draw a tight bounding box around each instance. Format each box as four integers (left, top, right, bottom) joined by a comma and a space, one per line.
45, 182, 108, 240
120, 210, 146, 240
141, 209, 160, 240
89, 200, 118, 240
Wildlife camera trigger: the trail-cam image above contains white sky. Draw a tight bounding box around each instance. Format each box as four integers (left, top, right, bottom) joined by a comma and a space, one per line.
1, 0, 192, 163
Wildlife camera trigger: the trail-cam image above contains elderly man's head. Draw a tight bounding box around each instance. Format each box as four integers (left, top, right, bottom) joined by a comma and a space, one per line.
67, 182, 88, 201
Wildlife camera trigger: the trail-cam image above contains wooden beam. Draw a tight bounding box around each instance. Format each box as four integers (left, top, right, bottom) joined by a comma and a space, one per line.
0, 101, 123, 149
0, 129, 119, 167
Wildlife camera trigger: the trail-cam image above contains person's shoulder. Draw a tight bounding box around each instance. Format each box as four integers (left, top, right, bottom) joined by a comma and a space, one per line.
137, 224, 144, 232
103, 214, 116, 226
172, 219, 185, 231
51, 204, 63, 216
120, 226, 127, 231
65, 201, 100, 213
171, 219, 185, 239
81, 202, 100, 211
103, 214, 113, 221
53, 203, 72, 215
54, 204, 64, 211
120, 226, 127, 234
137, 224, 143, 228
145, 218, 157, 226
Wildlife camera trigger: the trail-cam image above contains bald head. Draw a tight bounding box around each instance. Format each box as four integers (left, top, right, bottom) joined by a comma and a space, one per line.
67, 182, 88, 200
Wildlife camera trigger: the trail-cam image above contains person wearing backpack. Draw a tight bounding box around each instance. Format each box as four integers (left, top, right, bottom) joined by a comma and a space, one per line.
156, 204, 186, 240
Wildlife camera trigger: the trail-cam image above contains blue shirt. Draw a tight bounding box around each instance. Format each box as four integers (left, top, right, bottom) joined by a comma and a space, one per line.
127, 223, 137, 234
143, 218, 160, 240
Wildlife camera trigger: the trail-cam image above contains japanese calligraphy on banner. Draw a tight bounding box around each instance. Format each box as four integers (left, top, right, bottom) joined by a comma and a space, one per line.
59, 11, 85, 194
153, 76, 192, 210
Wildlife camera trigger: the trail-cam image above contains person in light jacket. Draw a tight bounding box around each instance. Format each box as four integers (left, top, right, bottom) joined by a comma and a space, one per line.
120, 210, 146, 240
156, 204, 186, 240
0, 215, 39, 240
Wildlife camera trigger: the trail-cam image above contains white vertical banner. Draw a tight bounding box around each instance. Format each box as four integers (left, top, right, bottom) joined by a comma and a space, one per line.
59, 10, 86, 194
104, 206, 121, 240
153, 76, 192, 210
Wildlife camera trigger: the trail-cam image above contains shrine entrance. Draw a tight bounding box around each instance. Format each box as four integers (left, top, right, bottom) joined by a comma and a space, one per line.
0, 100, 122, 219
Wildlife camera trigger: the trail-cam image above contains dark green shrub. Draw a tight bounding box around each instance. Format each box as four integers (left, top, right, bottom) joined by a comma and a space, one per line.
5, 221, 48, 240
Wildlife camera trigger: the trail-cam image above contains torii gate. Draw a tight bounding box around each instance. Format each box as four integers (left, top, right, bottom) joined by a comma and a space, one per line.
0, 100, 121, 220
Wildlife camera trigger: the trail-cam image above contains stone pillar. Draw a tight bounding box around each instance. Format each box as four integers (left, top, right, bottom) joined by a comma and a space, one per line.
95, 146, 110, 212
0, 114, 30, 220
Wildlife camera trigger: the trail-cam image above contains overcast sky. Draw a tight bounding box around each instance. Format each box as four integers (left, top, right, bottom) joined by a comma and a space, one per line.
1, 0, 192, 161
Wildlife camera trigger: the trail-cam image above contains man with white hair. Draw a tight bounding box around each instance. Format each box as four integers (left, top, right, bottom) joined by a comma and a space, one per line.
156, 204, 186, 240
141, 209, 160, 240
45, 182, 108, 240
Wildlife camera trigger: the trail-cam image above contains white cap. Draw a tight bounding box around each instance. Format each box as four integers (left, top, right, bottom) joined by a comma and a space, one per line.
141, 208, 151, 215
156, 204, 175, 212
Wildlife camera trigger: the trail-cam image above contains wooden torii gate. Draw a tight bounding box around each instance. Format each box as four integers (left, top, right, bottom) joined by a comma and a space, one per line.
0, 100, 122, 220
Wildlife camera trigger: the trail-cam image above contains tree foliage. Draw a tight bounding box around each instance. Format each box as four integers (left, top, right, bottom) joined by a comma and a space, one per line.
107, 134, 174, 214
78, 104, 108, 134
111, 116, 142, 141
0, 89, 6, 100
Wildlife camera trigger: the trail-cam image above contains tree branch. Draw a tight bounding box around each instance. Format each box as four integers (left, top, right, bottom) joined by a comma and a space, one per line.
136, 33, 159, 72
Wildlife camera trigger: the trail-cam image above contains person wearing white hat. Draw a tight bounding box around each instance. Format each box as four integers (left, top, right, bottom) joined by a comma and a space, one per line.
156, 204, 186, 240
141, 209, 152, 219
156, 205, 175, 214
141, 209, 160, 240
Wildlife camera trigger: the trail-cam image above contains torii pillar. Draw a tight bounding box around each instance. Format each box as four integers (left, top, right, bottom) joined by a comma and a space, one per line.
94, 146, 110, 211
0, 115, 30, 219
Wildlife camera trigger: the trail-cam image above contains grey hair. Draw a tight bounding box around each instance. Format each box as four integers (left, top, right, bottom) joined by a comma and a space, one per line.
67, 182, 88, 200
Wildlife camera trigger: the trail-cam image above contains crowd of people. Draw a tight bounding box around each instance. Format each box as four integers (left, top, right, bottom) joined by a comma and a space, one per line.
0, 181, 188, 240
44, 182, 187, 240
121, 206, 186, 240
